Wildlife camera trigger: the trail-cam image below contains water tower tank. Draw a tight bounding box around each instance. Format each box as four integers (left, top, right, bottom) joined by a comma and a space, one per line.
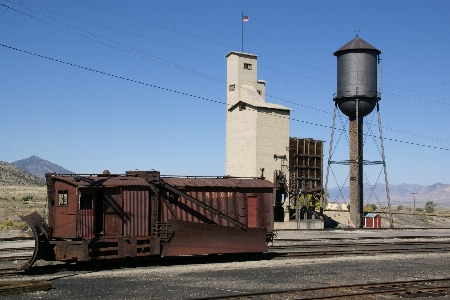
334, 35, 381, 119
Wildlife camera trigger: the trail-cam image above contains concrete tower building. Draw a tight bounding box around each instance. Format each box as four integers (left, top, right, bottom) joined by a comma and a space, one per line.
225, 51, 290, 182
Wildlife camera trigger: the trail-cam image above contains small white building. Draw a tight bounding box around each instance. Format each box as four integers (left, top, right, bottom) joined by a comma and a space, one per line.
326, 203, 348, 211
225, 51, 290, 182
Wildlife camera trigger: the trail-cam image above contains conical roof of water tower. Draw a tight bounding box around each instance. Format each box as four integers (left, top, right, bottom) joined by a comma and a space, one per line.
334, 35, 381, 56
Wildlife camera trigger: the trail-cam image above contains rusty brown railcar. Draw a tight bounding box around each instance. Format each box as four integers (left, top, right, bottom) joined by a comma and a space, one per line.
159, 177, 273, 231
20, 171, 273, 269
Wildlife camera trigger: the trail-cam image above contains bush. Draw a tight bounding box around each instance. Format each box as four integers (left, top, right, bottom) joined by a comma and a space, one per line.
397, 205, 403, 211
364, 203, 377, 212
0, 220, 28, 231
424, 201, 437, 213
22, 195, 33, 202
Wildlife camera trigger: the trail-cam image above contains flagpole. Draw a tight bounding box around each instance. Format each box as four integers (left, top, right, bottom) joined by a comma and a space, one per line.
241, 13, 244, 52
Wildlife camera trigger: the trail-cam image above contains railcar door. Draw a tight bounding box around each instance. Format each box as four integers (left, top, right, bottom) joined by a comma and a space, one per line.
247, 196, 258, 227
78, 189, 95, 239
103, 189, 123, 236
51, 183, 78, 238
95, 190, 104, 236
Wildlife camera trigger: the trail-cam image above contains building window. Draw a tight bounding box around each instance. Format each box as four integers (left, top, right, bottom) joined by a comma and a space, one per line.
244, 63, 252, 70
229, 84, 235, 91
58, 190, 68, 206
80, 194, 93, 210
257, 90, 261, 95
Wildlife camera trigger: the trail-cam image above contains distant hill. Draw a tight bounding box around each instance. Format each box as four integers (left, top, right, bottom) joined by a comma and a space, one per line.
328, 183, 450, 208
0, 161, 45, 186
11, 155, 74, 179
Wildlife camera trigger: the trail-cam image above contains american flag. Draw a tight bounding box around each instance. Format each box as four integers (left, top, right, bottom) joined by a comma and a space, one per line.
242, 16, 249, 22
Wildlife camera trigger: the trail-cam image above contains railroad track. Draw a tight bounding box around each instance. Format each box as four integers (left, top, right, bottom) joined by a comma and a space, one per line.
274, 245, 450, 259
274, 234, 450, 242
192, 278, 450, 299
0, 239, 447, 274
0, 247, 34, 252
0, 255, 32, 263
269, 240, 450, 250
0, 245, 34, 263
0, 280, 52, 296
0, 237, 34, 242
270, 240, 450, 249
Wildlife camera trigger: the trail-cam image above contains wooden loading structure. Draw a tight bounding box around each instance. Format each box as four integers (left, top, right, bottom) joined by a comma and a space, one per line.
288, 137, 324, 222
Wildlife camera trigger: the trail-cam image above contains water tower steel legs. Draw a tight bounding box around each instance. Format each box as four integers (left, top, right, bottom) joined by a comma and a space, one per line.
376, 102, 393, 228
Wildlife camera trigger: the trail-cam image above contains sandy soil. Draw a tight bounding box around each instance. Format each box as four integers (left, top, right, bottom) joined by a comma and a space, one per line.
325, 211, 450, 228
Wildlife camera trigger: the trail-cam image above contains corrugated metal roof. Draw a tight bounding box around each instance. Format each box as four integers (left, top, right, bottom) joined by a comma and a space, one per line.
53, 176, 150, 187
334, 35, 381, 55
365, 213, 379, 218
162, 177, 274, 189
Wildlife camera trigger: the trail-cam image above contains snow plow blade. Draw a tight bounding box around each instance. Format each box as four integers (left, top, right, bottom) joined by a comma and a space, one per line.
19, 212, 54, 270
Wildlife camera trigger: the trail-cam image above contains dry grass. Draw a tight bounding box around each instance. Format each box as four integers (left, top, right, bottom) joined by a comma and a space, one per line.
0, 185, 47, 200
0, 185, 48, 235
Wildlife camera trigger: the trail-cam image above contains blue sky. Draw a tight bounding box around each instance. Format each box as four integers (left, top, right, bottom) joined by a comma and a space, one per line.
1, 0, 449, 189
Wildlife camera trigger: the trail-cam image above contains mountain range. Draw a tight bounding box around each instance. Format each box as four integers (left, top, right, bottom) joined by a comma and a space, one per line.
1, 156, 449, 208
11, 155, 73, 179
0, 161, 45, 186
328, 183, 450, 208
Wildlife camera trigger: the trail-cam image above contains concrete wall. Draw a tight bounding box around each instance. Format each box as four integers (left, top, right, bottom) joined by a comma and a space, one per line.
226, 105, 257, 178
226, 52, 258, 108
256, 107, 290, 182
225, 51, 290, 181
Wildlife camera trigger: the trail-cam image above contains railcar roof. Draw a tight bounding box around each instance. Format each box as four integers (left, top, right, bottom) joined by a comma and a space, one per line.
51, 175, 150, 187
162, 177, 274, 189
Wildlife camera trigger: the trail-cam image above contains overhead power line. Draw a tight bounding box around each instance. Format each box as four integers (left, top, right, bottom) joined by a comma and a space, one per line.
1, 3, 221, 83
0, 44, 225, 106
5, 0, 221, 58
75, 0, 235, 49
1, 43, 448, 152
5, 0, 449, 109
74, 0, 450, 103
2, 2, 448, 145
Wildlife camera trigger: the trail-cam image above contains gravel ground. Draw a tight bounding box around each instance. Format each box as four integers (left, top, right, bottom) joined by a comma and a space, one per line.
2, 229, 449, 299
2, 249, 449, 299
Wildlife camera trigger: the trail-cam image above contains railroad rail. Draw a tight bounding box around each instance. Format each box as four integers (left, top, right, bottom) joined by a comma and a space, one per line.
274, 234, 450, 242
0, 255, 32, 263
0, 280, 52, 296
0, 237, 34, 242
0, 241, 447, 278
192, 278, 450, 299
0, 247, 34, 252
0, 238, 448, 274
269, 240, 450, 249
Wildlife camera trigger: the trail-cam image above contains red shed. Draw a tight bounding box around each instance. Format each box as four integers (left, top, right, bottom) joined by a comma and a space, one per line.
364, 213, 381, 228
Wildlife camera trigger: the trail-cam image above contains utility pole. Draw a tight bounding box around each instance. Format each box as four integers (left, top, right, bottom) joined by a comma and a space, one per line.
411, 192, 417, 213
